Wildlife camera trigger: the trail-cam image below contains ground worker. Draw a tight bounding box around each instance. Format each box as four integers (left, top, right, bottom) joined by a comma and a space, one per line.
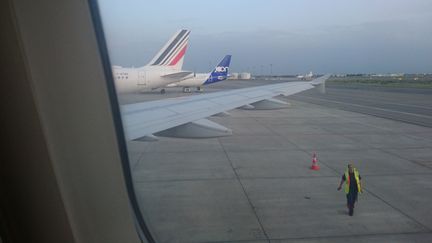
337, 164, 362, 216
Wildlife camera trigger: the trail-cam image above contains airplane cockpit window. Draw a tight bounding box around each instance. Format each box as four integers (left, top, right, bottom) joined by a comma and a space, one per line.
94, 1, 432, 242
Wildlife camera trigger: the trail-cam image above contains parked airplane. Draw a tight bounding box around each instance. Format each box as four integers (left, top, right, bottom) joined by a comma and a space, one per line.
166, 55, 232, 92
113, 29, 193, 94
297, 71, 314, 80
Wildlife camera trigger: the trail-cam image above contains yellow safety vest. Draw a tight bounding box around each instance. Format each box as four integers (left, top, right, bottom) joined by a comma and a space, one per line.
344, 168, 361, 194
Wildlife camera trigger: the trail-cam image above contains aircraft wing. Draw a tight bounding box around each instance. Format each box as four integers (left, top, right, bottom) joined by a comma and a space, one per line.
122, 74, 330, 140
161, 71, 194, 80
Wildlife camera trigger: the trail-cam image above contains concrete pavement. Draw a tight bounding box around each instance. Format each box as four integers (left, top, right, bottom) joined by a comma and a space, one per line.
124, 81, 432, 243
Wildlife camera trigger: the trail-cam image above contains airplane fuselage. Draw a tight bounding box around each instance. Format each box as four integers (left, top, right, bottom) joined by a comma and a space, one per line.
113, 66, 190, 93
167, 73, 210, 88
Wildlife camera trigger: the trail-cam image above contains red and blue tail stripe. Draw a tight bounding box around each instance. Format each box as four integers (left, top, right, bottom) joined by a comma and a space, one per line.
150, 29, 190, 66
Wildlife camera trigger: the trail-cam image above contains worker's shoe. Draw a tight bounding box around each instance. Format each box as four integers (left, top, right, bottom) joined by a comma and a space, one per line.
349, 208, 354, 216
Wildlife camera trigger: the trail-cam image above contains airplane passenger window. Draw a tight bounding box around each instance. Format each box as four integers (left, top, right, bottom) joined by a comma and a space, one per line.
95, 1, 432, 242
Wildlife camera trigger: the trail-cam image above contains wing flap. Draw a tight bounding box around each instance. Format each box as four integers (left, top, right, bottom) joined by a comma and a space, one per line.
161, 71, 193, 80
155, 119, 232, 138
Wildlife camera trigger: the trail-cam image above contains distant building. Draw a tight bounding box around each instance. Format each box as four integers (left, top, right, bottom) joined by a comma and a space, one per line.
229, 72, 239, 80
335, 74, 347, 77
239, 72, 251, 80
371, 73, 404, 77
390, 73, 404, 77
229, 72, 252, 80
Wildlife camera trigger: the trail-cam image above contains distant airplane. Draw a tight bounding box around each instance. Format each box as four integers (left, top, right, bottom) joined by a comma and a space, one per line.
113, 29, 193, 94
166, 55, 232, 92
297, 71, 314, 80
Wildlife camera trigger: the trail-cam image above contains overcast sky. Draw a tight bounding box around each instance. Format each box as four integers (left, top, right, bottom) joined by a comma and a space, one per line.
99, 0, 432, 74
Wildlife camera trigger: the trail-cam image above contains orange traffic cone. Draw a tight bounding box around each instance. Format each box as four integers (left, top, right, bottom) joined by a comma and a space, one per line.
310, 153, 320, 170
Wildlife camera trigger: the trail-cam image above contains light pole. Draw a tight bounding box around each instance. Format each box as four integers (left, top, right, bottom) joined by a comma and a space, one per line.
270, 64, 273, 76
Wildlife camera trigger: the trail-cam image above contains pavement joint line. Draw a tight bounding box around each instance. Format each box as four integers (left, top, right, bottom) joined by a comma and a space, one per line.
245, 101, 419, 155
410, 131, 432, 134
404, 133, 432, 143
313, 96, 432, 223
138, 148, 302, 153
201, 239, 267, 243
292, 95, 432, 128
133, 149, 225, 153
312, 89, 432, 111
131, 172, 432, 184
264, 231, 432, 242
363, 188, 432, 232
378, 148, 432, 171
310, 146, 432, 151
343, 133, 430, 150
312, 117, 432, 176
318, 114, 397, 133
333, 116, 393, 130
133, 178, 237, 183
294, 94, 432, 126
132, 176, 342, 184
294, 94, 432, 119
306, 111, 432, 170
329, 86, 432, 104
253, 115, 343, 176
308, 101, 432, 224
132, 151, 146, 171
326, 84, 432, 93
254, 103, 432, 233
217, 148, 306, 152
217, 137, 271, 243
127, 84, 432, 242
320, 147, 432, 152
360, 172, 432, 177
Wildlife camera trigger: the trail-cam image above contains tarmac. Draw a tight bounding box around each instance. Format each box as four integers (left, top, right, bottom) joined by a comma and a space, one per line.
122, 80, 432, 243
293, 84, 432, 127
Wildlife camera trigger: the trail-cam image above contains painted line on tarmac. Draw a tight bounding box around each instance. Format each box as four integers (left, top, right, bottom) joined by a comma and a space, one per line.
295, 95, 432, 119
319, 92, 432, 111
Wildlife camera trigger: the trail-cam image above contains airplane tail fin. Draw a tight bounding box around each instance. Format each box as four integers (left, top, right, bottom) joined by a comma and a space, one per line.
148, 29, 190, 70
204, 55, 232, 85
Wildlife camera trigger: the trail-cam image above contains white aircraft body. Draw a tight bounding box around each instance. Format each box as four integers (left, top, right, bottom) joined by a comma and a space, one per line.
297, 71, 314, 80
121, 75, 330, 140
167, 73, 210, 92
167, 55, 232, 92
113, 29, 193, 94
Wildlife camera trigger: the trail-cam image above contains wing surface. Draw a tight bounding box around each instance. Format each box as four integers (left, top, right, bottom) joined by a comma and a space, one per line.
122, 75, 330, 140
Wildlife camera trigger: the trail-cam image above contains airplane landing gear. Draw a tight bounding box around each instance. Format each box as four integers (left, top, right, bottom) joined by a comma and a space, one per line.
183, 87, 191, 93
196, 86, 203, 92
160, 89, 166, 94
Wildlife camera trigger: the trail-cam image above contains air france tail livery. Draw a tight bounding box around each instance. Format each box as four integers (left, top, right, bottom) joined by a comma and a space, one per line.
113, 29, 193, 94
167, 55, 232, 92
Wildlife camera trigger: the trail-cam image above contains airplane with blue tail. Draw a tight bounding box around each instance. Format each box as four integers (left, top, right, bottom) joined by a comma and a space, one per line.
166, 55, 232, 92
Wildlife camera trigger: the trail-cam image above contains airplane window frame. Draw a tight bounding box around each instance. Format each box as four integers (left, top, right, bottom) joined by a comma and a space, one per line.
87, 1, 156, 242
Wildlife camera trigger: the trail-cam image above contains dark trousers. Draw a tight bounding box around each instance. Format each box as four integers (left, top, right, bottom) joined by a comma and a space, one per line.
346, 191, 358, 215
